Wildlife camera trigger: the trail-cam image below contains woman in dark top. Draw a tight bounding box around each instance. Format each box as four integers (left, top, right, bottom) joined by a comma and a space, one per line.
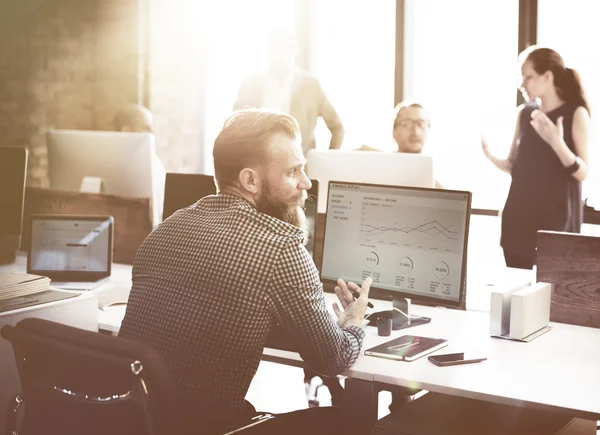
482, 46, 591, 269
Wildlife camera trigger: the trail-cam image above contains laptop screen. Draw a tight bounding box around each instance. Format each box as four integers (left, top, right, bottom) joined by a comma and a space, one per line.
28, 215, 113, 281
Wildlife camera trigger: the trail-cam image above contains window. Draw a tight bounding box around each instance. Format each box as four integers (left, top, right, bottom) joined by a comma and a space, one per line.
201, 0, 295, 174
538, 0, 600, 209
403, 0, 519, 209
309, 0, 396, 150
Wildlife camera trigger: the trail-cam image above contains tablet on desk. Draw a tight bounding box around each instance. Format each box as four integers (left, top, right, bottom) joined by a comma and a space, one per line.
27, 215, 114, 286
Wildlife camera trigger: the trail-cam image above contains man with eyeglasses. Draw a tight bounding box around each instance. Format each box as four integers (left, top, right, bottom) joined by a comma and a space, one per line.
358, 101, 430, 153
392, 102, 430, 154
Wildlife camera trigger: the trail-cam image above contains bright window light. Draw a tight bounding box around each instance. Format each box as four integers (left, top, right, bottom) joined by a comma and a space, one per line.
404, 0, 519, 209
309, 0, 396, 150
202, 0, 295, 174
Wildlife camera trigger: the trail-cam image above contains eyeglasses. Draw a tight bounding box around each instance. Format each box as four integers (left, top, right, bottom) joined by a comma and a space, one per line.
394, 119, 428, 129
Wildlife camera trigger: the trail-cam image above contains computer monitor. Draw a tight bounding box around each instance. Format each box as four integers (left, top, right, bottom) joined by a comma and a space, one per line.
47, 129, 165, 226
307, 149, 434, 213
320, 181, 471, 310
162, 173, 216, 220
0, 147, 28, 264
162, 173, 320, 258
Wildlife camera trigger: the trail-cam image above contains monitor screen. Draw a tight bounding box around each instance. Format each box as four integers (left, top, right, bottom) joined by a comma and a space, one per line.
28, 215, 113, 281
320, 182, 471, 309
47, 129, 165, 226
307, 149, 434, 213
0, 147, 28, 257
163, 173, 320, 257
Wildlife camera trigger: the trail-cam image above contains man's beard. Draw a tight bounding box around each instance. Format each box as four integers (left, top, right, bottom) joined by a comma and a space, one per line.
257, 185, 309, 244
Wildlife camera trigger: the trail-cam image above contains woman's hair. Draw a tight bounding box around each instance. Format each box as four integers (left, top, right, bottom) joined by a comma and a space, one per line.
520, 46, 590, 114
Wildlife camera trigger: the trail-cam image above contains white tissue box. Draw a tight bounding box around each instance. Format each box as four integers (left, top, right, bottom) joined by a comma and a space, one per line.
509, 282, 552, 340
490, 282, 531, 336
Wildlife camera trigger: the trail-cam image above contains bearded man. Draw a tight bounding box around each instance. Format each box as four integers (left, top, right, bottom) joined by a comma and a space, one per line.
119, 108, 371, 435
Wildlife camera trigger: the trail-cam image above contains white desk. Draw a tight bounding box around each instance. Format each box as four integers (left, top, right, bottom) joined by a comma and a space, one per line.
0, 253, 535, 333
94, 263, 598, 431
0, 253, 133, 332
3, 254, 545, 435
92, 262, 533, 333
263, 296, 600, 434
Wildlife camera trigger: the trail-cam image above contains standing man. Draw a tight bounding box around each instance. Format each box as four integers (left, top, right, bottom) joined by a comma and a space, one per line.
234, 31, 344, 155
119, 108, 371, 434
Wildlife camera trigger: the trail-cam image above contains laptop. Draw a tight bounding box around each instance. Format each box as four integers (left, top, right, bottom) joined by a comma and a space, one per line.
27, 215, 114, 291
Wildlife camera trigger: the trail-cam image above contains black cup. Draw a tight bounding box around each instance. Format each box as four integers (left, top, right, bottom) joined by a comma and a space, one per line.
377, 312, 393, 336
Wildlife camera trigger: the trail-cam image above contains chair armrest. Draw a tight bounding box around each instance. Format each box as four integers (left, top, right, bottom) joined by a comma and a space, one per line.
6, 392, 23, 435
223, 413, 275, 435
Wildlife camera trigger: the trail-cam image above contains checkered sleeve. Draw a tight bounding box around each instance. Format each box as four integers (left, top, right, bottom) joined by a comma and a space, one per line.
266, 239, 365, 377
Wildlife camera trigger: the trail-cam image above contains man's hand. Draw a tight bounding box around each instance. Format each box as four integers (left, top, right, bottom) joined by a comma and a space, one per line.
333, 277, 372, 328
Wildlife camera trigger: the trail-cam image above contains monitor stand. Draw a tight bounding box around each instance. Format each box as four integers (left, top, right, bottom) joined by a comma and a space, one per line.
391, 297, 431, 330
365, 297, 432, 330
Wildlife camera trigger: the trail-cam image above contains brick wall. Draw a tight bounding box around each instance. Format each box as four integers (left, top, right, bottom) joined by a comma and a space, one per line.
0, 0, 208, 186
0, 0, 141, 187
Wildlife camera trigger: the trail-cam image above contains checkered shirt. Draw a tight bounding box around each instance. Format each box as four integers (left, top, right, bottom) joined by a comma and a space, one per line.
119, 193, 365, 432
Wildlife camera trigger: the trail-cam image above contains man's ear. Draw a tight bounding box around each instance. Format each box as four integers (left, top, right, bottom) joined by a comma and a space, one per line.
239, 168, 259, 195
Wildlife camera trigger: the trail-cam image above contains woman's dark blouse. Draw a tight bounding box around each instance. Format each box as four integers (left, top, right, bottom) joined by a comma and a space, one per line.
501, 101, 583, 260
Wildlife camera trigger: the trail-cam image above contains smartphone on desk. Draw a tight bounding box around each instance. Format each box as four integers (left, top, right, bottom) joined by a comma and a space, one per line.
428, 352, 487, 367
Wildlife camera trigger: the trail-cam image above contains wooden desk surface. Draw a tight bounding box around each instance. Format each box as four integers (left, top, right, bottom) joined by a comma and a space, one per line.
537, 231, 600, 328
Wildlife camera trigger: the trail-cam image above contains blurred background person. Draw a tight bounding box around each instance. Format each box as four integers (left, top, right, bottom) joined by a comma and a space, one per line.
482, 46, 590, 269
392, 101, 430, 154
114, 103, 154, 133
234, 30, 344, 156
358, 102, 441, 188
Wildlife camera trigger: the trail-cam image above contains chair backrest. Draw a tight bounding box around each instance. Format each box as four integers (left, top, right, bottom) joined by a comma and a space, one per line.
1, 318, 179, 435
536, 230, 600, 328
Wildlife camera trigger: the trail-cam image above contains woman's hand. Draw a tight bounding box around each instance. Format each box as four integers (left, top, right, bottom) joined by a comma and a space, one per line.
530, 109, 564, 150
481, 134, 491, 160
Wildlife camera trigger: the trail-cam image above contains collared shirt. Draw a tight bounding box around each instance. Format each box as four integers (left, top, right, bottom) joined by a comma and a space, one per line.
119, 193, 364, 433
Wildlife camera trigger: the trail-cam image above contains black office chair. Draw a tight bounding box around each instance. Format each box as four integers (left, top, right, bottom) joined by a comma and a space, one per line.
1, 318, 274, 435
